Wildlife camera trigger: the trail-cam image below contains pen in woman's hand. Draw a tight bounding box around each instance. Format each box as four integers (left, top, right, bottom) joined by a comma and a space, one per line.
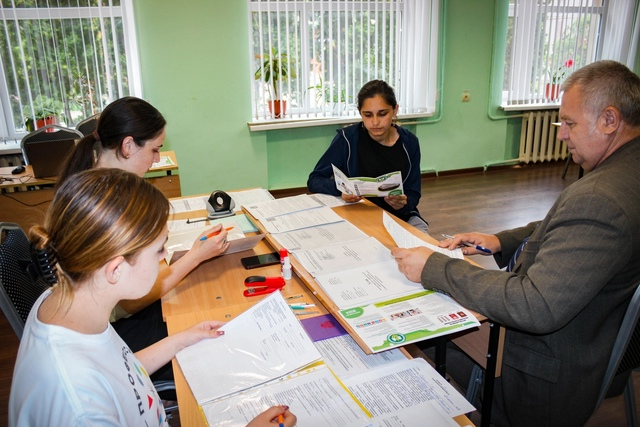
199, 226, 234, 241
442, 234, 492, 254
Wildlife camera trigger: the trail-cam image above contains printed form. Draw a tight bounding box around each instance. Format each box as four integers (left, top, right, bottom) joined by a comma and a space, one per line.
175, 292, 322, 403
257, 206, 345, 234
243, 194, 323, 219
176, 292, 372, 427
270, 221, 368, 252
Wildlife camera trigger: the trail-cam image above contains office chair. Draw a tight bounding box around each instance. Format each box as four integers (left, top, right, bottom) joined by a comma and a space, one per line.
20, 124, 83, 166
461, 286, 640, 426
75, 113, 100, 136
0, 222, 52, 339
595, 283, 640, 427
0, 222, 179, 419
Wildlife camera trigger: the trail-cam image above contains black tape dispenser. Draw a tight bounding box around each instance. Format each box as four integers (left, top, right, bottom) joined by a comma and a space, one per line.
206, 190, 236, 219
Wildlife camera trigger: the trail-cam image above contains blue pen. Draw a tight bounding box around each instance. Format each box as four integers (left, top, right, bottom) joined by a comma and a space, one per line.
442, 234, 492, 254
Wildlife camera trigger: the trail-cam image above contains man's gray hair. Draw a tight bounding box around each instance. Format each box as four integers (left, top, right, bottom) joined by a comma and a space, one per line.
563, 60, 640, 127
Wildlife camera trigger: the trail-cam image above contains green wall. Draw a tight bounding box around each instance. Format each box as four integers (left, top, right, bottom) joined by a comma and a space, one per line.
133, 0, 637, 196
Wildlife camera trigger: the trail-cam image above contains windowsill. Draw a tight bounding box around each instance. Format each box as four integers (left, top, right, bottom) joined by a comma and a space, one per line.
502, 102, 560, 112
247, 112, 435, 131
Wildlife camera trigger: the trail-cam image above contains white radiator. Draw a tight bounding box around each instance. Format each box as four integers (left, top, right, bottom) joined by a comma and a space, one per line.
519, 110, 568, 163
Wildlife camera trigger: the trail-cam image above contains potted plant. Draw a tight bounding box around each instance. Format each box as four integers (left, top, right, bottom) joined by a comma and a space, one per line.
254, 47, 296, 118
23, 95, 65, 132
546, 58, 574, 100
308, 78, 351, 114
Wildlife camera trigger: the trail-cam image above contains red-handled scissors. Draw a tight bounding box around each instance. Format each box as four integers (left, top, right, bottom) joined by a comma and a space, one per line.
243, 276, 286, 297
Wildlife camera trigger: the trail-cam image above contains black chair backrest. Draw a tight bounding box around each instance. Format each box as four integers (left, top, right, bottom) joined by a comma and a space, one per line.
0, 223, 53, 339
597, 283, 640, 405
616, 302, 640, 375
20, 125, 83, 166
75, 113, 99, 137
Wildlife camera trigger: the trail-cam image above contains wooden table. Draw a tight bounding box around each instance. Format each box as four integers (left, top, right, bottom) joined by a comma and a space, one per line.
161, 198, 482, 426
0, 164, 55, 190
0, 150, 180, 197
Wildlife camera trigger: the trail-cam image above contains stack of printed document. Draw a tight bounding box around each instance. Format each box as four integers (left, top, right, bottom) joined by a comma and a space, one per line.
291, 229, 479, 353
243, 194, 345, 234
243, 195, 479, 354
301, 314, 475, 426
273, 211, 477, 354
175, 292, 373, 427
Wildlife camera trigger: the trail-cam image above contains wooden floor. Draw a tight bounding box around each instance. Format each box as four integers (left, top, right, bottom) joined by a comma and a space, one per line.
0, 160, 633, 425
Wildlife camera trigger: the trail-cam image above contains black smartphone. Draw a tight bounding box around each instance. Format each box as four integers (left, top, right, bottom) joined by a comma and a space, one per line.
241, 252, 281, 269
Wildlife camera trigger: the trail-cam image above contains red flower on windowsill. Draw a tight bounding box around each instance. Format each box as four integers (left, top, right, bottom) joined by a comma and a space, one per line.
551, 58, 574, 84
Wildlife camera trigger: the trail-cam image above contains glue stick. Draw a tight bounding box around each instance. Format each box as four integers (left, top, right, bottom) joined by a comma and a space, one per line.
280, 248, 287, 274
281, 248, 292, 280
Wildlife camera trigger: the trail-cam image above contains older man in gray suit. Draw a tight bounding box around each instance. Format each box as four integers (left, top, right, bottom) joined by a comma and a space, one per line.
392, 60, 640, 426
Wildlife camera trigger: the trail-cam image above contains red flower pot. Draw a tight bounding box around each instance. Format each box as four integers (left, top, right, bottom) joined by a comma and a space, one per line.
545, 84, 560, 101
36, 116, 56, 132
268, 100, 287, 118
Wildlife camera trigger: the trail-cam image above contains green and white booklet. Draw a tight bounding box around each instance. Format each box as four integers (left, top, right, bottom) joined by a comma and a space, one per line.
332, 164, 403, 197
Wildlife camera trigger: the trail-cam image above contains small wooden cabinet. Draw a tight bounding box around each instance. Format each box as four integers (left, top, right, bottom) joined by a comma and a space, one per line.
144, 150, 181, 198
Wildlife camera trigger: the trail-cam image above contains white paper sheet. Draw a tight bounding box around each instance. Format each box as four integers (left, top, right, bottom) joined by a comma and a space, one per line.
259, 207, 345, 234
308, 192, 355, 207
314, 259, 423, 309
167, 214, 258, 234
294, 236, 392, 277
164, 219, 262, 264
270, 221, 368, 252
313, 334, 406, 380
383, 212, 464, 259
227, 188, 275, 212
169, 195, 208, 213
344, 358, 474, 421
243, 194, 323, 219
200, 364, 372, 427
176, 292, 323, 404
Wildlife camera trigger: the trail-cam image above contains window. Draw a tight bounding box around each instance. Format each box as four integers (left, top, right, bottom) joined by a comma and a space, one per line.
502, 0, 639, 110
0, 0, 141, 139
248, 0, 440, 125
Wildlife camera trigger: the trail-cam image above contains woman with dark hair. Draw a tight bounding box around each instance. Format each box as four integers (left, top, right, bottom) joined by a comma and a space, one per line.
58, 96, 169, 186
307, 80, 428, 233
58, 97, 230, 382
9, 168, 296, 427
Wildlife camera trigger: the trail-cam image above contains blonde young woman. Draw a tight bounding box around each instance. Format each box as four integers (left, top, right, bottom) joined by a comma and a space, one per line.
9, 169, 295, 427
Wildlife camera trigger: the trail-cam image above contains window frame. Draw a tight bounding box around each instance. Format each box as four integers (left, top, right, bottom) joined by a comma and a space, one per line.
499, 0, 640, 112
247, 0, 441, 131
0, 1, 142, 140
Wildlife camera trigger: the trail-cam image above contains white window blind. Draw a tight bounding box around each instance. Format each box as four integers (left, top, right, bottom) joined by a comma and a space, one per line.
0, 0, 141, 139
248, 0, 439, 124
502, 0, 638, 110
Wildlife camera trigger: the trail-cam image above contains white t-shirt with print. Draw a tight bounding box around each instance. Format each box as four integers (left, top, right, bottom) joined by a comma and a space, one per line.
9, 289, 167, 427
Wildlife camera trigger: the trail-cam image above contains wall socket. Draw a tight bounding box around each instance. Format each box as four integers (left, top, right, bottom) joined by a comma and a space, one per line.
462, 90, 470, 102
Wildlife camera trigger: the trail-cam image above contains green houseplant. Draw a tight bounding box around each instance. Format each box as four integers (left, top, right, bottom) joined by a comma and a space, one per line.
254, 47, 296, 118
308, 78, 351, 114
23, 95, 65, 131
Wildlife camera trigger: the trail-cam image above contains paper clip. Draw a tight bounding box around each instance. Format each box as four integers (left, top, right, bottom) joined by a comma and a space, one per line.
243, 276, 286, 297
